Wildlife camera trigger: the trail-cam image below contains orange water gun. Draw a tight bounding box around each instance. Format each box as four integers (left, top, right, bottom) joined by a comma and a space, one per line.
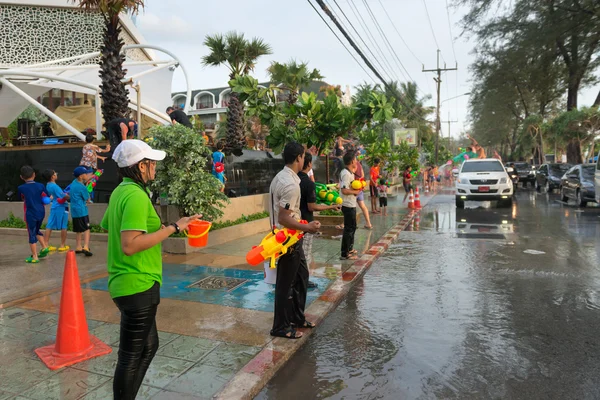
246, 220, 308, 269
351, 178, 368, 190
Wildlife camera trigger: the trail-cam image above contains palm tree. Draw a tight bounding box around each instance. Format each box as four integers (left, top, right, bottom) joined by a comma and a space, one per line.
74, 0, 144, 123
267, 60, 323, 105
202, 32, 272, 155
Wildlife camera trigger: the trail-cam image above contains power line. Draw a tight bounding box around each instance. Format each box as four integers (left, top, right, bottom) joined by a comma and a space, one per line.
376, 0, 423, 65
327, 0, 395, 83
444, 0, 457, 62
346, 0, 399, 82
310, 0, 429, 123
307, 0, 377, 84
360, 0, 412, 83
422, 0, 446, 64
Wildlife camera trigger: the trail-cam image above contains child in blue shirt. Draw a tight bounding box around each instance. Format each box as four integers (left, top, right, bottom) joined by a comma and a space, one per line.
17, 165, 50, 263
70, 166, 94, 256
212, 142, 226, 192
42, 169, 70, 252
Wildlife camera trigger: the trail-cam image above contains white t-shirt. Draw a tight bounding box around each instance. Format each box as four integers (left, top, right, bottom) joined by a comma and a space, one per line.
308, 169, 314, 178
340, 168, 357, 208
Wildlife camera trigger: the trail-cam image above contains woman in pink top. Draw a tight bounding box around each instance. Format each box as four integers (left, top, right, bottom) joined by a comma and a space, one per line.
80, 133, 111, 169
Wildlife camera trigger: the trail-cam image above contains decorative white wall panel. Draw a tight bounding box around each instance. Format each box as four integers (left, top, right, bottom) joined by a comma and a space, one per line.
0, 4, 147, 67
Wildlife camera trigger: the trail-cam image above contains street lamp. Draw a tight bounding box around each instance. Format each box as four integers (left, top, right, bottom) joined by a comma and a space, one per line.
441, 92, 471, 105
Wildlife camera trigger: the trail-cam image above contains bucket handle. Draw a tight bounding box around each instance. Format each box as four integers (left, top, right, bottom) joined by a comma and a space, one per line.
184, 222, 212, 239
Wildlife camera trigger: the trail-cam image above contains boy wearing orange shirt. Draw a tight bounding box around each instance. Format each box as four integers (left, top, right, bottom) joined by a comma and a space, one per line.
369, 158, 381, 214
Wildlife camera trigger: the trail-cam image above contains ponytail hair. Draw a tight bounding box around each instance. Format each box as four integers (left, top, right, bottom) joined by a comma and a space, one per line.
118, 159, 150, 196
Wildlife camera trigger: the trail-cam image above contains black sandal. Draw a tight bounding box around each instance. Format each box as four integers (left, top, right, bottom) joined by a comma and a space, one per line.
292, 320, 316, 329
270, 327, 303, 339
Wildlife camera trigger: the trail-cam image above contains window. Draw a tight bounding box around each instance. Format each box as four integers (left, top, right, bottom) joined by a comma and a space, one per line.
461, 161, 505, 173
583, 166, 595, 180
196, 94, 213, 109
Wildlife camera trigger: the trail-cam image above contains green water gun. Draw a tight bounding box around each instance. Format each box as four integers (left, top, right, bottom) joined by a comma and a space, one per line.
315, 183, 343, 206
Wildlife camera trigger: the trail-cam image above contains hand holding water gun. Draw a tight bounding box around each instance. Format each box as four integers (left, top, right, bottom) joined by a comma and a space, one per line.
246, 220, 309, 269
86, 169, 103, 193
315, 183, 343, 206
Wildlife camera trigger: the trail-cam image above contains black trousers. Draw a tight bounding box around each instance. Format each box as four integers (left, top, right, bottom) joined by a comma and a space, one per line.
113, 281, 160, 400
271, 240, 309, 334
341, 206, 357, 257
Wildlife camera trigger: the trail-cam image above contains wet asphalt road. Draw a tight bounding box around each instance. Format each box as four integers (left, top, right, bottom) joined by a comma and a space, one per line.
258, 190, 600, 400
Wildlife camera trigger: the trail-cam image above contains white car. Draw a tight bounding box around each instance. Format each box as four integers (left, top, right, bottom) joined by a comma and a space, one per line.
455, 159, 514, 208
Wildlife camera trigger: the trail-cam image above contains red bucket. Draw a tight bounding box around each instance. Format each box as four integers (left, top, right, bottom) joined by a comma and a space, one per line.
185, 221, 211, 247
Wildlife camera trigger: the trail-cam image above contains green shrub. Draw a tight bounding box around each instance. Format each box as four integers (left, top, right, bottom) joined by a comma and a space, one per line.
318, 209, 343, 216
0, 212, 26, 228
171, 211, 269, 237
148, 124, 229, 220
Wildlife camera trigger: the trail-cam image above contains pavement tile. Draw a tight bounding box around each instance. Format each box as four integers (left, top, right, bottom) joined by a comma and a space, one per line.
241, 348, 284, 375
156, 335, 220, 362
89, 322, 121, 346
157, 331, 180, 348
152, 391, 204, 400
142, 355, 194, 388
165, 364, 234, 398
71, 345, 119, 377
0, 357, 57, 394
0, 391, 13, 400
201, 342, 260, 371
0, 308, 42, 325
80, 379, 159, 399
22, 368, 110, 400
2, 313, 58, 333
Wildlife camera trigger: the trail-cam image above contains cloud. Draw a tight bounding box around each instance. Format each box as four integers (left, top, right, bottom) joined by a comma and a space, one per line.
136, 13, 194, 41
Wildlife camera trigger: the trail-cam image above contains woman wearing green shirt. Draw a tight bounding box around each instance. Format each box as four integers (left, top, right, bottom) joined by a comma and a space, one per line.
102, 140, 200, 400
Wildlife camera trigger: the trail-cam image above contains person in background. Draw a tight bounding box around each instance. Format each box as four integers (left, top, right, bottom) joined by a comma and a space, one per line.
202, 131, 210, 144
340, 151, 362, 260
101, 139, 200, 399
105, 118, 137, 149
403, 166, 413, 203
42, 169, 70, 252
17, 165, 50, 263
166, 107, 193, 129
212, 142, 226, 192
80, 133, 110, 169
378, 178, 389, 216
354, 150, 373, 229
369, 158, 381, 214
70, 166, 94, 257
299, 152, 341, 288
269, 142, 321, 339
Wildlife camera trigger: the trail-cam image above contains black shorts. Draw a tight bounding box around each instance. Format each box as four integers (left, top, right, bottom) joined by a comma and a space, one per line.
72, 216, 90, 233
379, 197, 388, 207
370, 184, 379, 197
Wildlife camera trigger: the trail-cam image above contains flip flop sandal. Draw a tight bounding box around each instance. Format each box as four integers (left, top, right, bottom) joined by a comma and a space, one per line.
364, 225, 373, 230
38, 248, 50, 258
25, 256, 39, 264
270, 327, 303, 339
75, 248, 84, 254
349, 249, 358, 255
340, 254, 359, 260
292, 321, 316, 329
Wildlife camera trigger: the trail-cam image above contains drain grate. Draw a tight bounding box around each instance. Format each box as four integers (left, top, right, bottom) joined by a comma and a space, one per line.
456, 233, 506, 240
187, 276, 248, 292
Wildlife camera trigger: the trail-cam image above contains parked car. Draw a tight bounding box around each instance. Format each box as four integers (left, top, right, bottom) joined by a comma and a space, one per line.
456, 158, 514, 208
512, 162, 536, 187
560, 164, 596, 207
535, 163, 572, 192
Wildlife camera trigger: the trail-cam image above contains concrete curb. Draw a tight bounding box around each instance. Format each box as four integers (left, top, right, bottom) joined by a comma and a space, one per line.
214, 200, 433, 399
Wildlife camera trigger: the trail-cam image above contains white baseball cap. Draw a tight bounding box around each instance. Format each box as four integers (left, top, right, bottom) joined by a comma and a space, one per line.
112, 139, 166, 168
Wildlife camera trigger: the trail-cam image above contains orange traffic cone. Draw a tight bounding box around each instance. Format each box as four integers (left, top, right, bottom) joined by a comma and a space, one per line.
414, 213, 421, 231
408, 189, 415, 209
414, 187, 422, 209
35, 251, 112, 370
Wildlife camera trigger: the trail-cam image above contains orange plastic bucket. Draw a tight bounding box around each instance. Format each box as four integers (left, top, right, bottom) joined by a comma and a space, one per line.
185, 220, 211, 247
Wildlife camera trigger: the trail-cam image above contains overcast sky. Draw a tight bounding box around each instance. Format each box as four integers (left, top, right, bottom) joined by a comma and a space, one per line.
135, 0, 598, 139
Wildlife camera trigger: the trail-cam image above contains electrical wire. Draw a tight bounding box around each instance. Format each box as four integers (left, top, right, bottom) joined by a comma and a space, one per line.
377, 0, 423, 66
327, 0, 395, 83
346, 0, 399, 82
422, 0, 446, 64
307, 0, 377, 84
360, 0, 411, 82
445, 0, 457, 62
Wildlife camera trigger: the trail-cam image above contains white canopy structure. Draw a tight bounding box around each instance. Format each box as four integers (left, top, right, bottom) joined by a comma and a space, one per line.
0, 44, 192, 141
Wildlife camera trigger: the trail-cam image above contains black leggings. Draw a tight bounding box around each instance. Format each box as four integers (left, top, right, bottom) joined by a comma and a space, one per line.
113, 282, 160, 400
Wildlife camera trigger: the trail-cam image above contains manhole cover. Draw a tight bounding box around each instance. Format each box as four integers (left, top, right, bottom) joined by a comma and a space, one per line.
456, 233, 506, 240
188, 276, 248, 291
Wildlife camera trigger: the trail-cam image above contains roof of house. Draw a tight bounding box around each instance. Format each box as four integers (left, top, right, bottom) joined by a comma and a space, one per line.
172, 80, 332, 101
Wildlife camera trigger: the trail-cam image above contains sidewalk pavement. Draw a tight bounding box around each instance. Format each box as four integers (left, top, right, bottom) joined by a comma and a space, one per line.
0, 190, 436, 400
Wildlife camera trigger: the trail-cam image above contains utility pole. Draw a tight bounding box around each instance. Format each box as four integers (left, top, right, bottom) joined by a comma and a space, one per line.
441, 111, 458, 149
423, 50, 457, 164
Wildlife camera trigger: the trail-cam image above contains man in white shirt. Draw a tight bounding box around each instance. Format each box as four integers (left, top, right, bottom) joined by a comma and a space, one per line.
339, 151, 362, 260
269, 142, 321, 340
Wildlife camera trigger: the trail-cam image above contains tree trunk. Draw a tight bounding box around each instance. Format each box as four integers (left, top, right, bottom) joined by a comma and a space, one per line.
100, 19, 129, 124
566, 139, 582, 164
539, 131, 545, 164
325, 154, 330, 184
225, 92, 246, 156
